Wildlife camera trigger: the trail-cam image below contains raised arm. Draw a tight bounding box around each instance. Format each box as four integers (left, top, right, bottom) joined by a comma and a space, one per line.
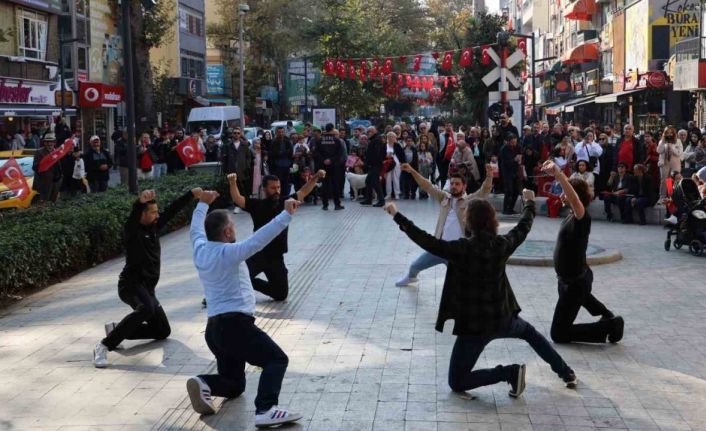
542, 160, 585, 219
125, 190, 152, 237
223, 200, 299, 263
400, 163, 444, 201
156, 188, 201, 231
296, 169, 325, 201
384, 203, 465, 261
469, 164, 494, 199
227, 173, 246, 209
504, 196, 536, 254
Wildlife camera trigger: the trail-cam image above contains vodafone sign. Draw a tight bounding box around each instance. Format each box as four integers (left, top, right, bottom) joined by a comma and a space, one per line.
78, 82, 124, 108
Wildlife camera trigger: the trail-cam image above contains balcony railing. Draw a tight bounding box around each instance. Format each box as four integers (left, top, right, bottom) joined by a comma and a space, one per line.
674, 37, 706, 62
0, 56, 55, 82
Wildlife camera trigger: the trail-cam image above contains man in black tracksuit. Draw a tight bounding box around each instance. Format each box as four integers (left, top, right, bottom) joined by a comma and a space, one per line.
313, 123, 344, 210
93, 188, 201, 368
361, 126, 386, 207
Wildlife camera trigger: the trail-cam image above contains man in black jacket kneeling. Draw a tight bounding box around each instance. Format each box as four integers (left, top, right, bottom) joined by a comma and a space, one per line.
383, 191, 577, 397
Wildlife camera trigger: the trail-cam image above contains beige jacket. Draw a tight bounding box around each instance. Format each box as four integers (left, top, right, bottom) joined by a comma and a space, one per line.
657, 138, 683, 172
417, 174, 493, 238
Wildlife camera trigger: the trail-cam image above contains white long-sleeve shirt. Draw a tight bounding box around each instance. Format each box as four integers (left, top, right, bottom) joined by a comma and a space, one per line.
574, 140, 603, 174
190, 203, 292, 317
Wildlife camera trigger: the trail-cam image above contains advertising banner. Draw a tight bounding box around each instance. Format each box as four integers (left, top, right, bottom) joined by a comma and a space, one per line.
207, 64, 225, 95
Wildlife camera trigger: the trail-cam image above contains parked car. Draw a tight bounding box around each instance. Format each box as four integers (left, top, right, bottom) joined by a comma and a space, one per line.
0, 154, 37, 209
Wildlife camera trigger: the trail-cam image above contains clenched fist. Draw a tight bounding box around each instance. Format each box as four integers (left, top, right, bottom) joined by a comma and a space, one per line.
383, 202, 398, 216
284, 198, 302, 215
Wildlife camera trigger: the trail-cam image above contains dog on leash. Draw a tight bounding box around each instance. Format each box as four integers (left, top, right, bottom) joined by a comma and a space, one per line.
346, 172, 368, 200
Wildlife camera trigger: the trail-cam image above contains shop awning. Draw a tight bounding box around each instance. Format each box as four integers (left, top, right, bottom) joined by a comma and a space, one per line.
1, 106, 77, 117
594, 88, 644, 104
563, 0, 596, 20
562, 43, 599, 65
544, 100, 571, 116
564, 96, 596, 112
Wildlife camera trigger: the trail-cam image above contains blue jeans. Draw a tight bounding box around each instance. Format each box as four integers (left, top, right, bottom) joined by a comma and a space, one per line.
152, 163, 167, 178
448, 316, 572, 392
408, 251, 447, 278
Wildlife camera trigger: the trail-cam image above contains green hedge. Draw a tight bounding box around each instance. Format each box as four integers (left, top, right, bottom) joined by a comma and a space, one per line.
0, 172, 228, 300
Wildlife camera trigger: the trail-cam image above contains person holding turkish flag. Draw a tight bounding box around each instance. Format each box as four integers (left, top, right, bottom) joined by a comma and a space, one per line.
0, 157, 31, 201
176, 135, 205, 167
32, 132, 64, 202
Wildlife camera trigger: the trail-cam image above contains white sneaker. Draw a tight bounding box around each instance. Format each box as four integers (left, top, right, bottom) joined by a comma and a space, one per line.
255, 406, 302, 428
93, 342, 109, 368
186, 376, 216, 415
665, 215, 678, 225
233, 207, 241, 214
395, 276, 419, 287
104, 322, 123, 350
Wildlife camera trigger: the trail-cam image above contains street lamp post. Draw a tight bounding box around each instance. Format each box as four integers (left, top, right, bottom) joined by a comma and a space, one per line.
121, 0, 138, 194
288, 56, 309, 122
58, 37, 80, 118
238, 3, 249, 128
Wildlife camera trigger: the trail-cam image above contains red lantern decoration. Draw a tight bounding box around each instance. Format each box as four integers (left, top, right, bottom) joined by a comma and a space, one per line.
459, 48, 472, 67
481, 45, 491, 66
414, 76, 421, 90
359, 60, 368, 80
413, 55, 422, 72
324, 58, 335, 75
441, 51, 453, 71
397, 74, 403, 87
382, 58, 393, 75
348, 60, 356, 80
370, 59, 380, 79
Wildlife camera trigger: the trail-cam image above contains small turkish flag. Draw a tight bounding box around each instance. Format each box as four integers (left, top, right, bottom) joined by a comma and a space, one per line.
176, 136, 204, 167
0, 158, 31, 200
39, 137, 75, 173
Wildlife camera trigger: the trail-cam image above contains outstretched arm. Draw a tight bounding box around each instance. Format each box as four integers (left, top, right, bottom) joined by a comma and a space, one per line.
227, 173, 246, 208
157, 188, 202, 231
400, 163, 444, 201
296, 169, 325, 201
384, 203, 465, 261
468, 164, 494, 199
541, 160, 585, 219
504, 197, 536, 254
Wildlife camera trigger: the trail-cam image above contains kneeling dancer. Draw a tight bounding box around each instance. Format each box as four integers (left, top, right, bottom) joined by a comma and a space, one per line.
542, 160, 624, 344
186, 190, 301, 428
94, 188, 201, 368
383, 191, 576, 397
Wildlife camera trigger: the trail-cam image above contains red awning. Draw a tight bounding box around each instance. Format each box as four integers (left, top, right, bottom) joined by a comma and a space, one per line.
562, 42, 600, 65
563, 0, 596, 20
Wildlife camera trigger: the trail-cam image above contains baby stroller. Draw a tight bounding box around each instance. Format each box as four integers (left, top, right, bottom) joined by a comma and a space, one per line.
664, 178, 706, 256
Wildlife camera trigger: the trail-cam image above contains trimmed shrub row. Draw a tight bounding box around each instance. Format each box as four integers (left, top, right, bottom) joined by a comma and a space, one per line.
0, 172, 227, 300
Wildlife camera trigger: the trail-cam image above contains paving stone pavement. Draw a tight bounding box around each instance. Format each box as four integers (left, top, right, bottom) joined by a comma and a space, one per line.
1, 198, 706, 431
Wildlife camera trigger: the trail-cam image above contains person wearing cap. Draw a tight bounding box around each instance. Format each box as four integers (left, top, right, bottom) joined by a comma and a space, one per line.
498, 114, 519, 141
32, 132, 63, 202
83, 135, 113, 193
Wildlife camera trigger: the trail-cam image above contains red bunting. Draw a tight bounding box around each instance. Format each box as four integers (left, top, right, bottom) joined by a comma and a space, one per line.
431, 52, 440, 60
398, 56, 407, 63
382, 58, 393, 75
413, 55, 422, 72
441, 51, 453, 71
370, 59, 379, 79
481, 45, 491, 66
348, 61, 356, 80
460, 48, 472, 67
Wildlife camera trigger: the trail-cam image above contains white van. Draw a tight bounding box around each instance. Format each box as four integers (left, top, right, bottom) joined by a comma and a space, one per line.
186, 106, 241, 139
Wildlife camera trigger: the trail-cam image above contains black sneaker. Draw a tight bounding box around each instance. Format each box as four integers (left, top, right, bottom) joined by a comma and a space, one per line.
508, 364, 526, 398
372, 202, 385, 207
322, 205, 329, 211
334, 205, 345, 210
608, 316, 624, 343
563, 371, 578, 389
599, 311, 615, 321
360, 201, 372, 206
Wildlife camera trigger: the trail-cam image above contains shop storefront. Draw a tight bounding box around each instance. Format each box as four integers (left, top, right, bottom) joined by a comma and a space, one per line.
78, 82, 124, 153
0, 78, 76, 148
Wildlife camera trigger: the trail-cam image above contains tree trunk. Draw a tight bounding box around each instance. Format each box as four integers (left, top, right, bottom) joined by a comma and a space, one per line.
129, 0, 157, 134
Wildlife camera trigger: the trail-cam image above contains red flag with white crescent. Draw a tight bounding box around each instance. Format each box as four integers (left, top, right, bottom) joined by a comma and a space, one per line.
39, 137, 75, 173
0, 158, 31, 200
176, 136, 204, 167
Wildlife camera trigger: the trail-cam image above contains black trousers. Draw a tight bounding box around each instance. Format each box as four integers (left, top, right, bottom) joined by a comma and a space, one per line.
320, 165, 341, 206
102, 277, 171, 350
247, 253, 289, 301
198, 312, 288, 413
550, 268, 613, 344
437, 160, 450, 187
503, 176, 521, 213
400, 171, 417, 197
89, 179, 108, 193
365, 166, 384, 204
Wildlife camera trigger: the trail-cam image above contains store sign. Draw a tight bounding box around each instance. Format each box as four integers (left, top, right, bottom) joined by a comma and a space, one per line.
555, 73, 571, 99
206, 64, 225, 95
78, 82, 124, 108
571, 72, 585, 96
0, 79, 54, 105
624, 71, 670, 90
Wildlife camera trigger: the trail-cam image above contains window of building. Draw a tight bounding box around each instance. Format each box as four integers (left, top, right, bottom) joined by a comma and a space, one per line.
179, 8, 203, 36
17, 9, 48, 60
77, 46, 88, 71
180, 56, 205, 79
